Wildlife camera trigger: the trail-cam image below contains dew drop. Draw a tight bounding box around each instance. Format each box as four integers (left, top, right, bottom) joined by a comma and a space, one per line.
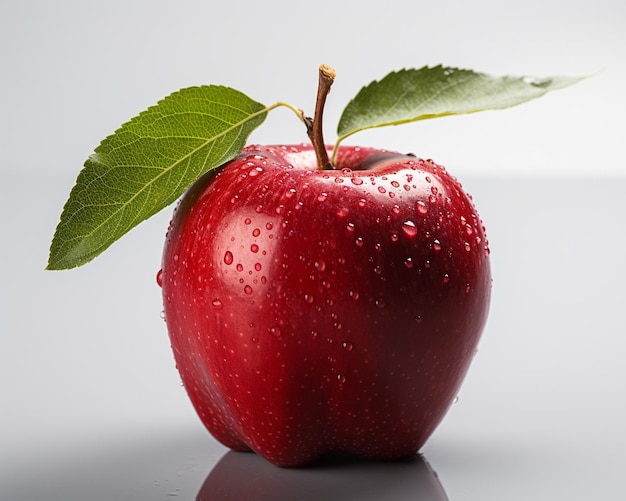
314, 260, 326, 272
156, 269, 163, 287
346, 222, 356, 232
433, 239, 442, 251
357, 198, 367, 208
304, 294, 315, 304
211, 298, 223, 309
255, 262, 262, 271
342, 341, 353, 351
355, 237, 364, 247
160, 310, 166, 320
391, 180, 400, 188
244, 217, 252, 225
375, 298, 386, 308
224, 251, 234, 265
351, 177, 364, 186
337, 374, 347, 384
252, 228, 261, 237
374, 265, 383, 275
390, 232, 399, 243
377, 186, 386, 194
442, 274, 450, 284
402, 220, 418, 238
269, 326, 282, 338
465, 223, 474, 235
251, 244, 259, 253
244, 285, 253, 295
404, 257, 414, 269
336, 207, 349, 218
236, 263, 244, 272
349, 290, 360, 300
431, 186, 439, 195
416, 201, 428, 215
392, 204, 401, 215
317, 192, 328, 202
464, 242, 471, 252
266, 222, 273, 230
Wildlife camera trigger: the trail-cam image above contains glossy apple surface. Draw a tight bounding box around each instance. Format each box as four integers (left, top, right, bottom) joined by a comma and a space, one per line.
160, 143, 491, 467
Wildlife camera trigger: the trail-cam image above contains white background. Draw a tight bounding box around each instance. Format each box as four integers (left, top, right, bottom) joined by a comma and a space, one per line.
2, 1, 625, 500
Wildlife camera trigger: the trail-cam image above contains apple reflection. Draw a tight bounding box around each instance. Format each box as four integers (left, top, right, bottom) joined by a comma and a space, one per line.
195, 450, 448, 500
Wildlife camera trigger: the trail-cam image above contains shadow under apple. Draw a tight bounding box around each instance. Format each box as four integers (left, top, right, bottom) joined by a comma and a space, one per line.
195, 450, 448, 500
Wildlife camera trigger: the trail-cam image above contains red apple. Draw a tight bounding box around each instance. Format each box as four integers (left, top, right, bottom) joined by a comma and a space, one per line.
159, 142, 491, 467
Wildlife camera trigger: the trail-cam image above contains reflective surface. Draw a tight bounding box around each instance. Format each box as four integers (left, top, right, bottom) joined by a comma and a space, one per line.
2, 175, 625, 500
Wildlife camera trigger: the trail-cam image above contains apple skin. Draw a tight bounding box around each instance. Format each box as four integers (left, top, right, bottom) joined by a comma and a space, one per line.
160, 143, 491, 467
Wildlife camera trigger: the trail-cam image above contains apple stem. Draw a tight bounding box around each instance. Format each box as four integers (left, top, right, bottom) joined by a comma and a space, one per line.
307, 64, 336, 170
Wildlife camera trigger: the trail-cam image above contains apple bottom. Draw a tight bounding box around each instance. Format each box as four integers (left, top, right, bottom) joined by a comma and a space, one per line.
173, 297, 482, 468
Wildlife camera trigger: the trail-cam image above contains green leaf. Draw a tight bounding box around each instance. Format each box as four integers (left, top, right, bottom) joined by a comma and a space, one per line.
336, 65, 585, 143
47, 86, 268, 270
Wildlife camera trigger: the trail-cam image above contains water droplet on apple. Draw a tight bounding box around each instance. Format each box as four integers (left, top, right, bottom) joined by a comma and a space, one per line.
377, 186, 386, 194
355, 237, 364, 247
266, 222, 273, 230
337, 374, 347, 384
351, 177, 364, 186
402, 220, 417, 238
156, 269, 163, 287
211, 298, 223, 309
464, 242, 471, 252
252, 228, 261, 237
255, 262, 262, 271
336, 207, 349, 218
416, 201, 428, 215
270, 326, 282, 338
431, 186, 439, 195
251, 244, 259, 253
346, 222, 355, 232
357, 198, 367, 208
375, 298, 386, 308
236, 263, 244, 272
404, 257, 414, 268
465, 223, 474, 235
349, 290, 360, 300
465, 284, 472, 294
433, 239, 442, 251
160, 310, 166, 320
244, 217, 252, 225
224, 251, 234, 265
317, 192, 328, 202
392, 204, 401, 215
390, 232, 399, 243
314, 260, 326, 272
342, 341, 353, 351
442, 274, 450, 284
244, 285, 253, 295
374, 265, 383, 275
304, 294, 315, 304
